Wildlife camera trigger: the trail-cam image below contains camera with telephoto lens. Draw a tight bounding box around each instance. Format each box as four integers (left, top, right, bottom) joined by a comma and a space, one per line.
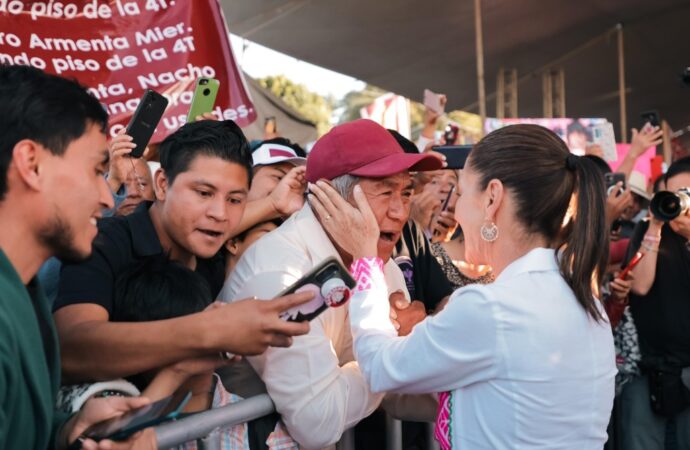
650, 188, 690, 221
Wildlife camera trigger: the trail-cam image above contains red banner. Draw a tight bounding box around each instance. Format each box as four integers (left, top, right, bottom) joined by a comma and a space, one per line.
0, 0, 256, 141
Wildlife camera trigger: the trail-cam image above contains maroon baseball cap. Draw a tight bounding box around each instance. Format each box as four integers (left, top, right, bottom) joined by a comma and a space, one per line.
306, 119, 443, 183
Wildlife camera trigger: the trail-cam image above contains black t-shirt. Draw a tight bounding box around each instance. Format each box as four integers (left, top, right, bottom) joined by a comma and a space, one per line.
625, 221, 690, 366
53, 202, 226, 315
393, 220, 453, 311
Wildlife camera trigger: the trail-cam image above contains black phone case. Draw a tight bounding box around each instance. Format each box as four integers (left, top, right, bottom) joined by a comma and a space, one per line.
605, 172, 626, 190
126, 90, 168, 158
432, 145, 472, 170
84, 391, 191, 441
277, 257, 356, 322
640, 110, 660, 128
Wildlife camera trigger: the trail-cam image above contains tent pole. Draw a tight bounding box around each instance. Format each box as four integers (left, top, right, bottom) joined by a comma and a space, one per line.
474, 0, 486, 136
461, 26, 617, 113
617, 24, 628, 143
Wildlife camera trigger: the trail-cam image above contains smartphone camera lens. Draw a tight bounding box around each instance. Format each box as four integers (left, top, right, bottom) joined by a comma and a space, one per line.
200, 79, 208, 85
203, 88, 211, 96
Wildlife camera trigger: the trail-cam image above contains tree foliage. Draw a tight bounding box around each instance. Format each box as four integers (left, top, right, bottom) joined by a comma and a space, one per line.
258, 75, 334, 136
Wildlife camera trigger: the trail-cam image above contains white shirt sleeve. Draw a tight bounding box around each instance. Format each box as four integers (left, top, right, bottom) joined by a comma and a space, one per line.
249, 314, 383, 449
349, 264, 500, 395
416, 135, 435, 152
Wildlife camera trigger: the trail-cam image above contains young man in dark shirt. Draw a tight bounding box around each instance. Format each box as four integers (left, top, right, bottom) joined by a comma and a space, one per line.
0, 64, 154, 450
620, 157, 690, 450
54, 119, 312, 384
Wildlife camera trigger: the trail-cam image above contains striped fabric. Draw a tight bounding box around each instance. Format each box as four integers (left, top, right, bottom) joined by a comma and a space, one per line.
351, 257, 384, 291
265, 421, 299, 449
434, 391, 453, 449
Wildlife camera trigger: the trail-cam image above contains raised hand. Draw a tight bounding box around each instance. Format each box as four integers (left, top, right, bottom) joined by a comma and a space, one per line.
269, 165, 307, 217
206, 292, 314, 355
629, 125, 663, 158
605, 182, 633, 227
107, 128, 136, 193
430, 210, 459, 243
307, 180, 380, 260
410, 188, 442, 229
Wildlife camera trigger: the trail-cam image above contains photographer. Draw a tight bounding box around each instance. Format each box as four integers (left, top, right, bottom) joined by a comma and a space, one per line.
620, 156, 690, 450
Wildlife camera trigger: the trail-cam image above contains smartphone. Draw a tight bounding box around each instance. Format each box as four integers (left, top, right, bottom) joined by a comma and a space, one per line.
125, 90, 168, 158
433, 185, 456, 238
619, 252, 644, 280
443, 123, 459, 145
186, 77, 220, 122
440, 185, 456, 212
431, 145, 472, 170
605, 172, 626, 196
277, 257, 356, 322
423, 89, 444, 114
83, 391, 191, 442
265, 116, 277, 134
640, 110, 660, 130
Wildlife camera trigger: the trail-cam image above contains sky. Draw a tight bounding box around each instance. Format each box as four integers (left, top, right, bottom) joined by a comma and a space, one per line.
229, 34, 365, 101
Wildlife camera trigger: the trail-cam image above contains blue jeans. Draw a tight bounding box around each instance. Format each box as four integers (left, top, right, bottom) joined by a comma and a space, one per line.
620, 375, 690, 450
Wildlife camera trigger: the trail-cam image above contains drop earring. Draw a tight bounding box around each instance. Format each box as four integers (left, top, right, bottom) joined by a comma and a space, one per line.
480, 220, 499, 242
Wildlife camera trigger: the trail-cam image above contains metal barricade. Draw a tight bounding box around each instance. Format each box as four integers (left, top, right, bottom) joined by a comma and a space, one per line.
154, 394, 275, 448
153, 395, 436, 450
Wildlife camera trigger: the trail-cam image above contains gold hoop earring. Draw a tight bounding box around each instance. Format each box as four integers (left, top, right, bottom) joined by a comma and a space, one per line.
480, 221, 499, 242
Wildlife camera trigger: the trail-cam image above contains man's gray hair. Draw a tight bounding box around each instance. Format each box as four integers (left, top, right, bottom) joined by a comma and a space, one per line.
330, 174, 360, 199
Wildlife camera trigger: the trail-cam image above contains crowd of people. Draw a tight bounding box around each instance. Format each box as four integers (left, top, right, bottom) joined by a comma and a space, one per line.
1, 63, 689, 450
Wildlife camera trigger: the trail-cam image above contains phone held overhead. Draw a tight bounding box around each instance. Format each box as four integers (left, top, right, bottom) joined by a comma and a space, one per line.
431, 145, 472, 170
126, 89, 168, 158
187, 77, 220, 122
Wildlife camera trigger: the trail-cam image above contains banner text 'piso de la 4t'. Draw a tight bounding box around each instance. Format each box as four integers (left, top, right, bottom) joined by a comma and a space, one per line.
0, 0, 256, 141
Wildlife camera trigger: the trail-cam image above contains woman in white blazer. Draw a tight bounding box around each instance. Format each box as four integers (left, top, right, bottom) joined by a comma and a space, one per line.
308, 124, 616, 450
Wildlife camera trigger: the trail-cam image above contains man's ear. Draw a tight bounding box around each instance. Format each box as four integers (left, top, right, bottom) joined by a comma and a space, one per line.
224, 238, 240, 256
153, 168, 168, 201
10, 139, 44, 192
484, 178, 505, 222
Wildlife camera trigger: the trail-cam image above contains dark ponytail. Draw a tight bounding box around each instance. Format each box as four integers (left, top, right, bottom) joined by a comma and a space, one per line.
560, 156, 608, 321
469, 125, 608, 321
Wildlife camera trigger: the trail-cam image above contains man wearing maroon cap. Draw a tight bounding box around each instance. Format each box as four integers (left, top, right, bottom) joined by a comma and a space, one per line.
219, 119, 443, 448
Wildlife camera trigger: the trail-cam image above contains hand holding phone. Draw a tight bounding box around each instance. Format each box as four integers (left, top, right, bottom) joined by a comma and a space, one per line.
618, 252, 644, 280
431, 145, 472, 170
187, 77, 220, 122
423, 89, 445, 115
126, 90, 168, 158
277, 258, 356, 322
440, 185, 456, 212
605, 172, 626, 197
640, 110, 660, 130
82, 391, 191, 442
265, 116, 277, 134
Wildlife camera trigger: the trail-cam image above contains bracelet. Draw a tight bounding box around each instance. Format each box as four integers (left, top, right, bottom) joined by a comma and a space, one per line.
640, 243, 659, 253
643, 234, 661, 243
